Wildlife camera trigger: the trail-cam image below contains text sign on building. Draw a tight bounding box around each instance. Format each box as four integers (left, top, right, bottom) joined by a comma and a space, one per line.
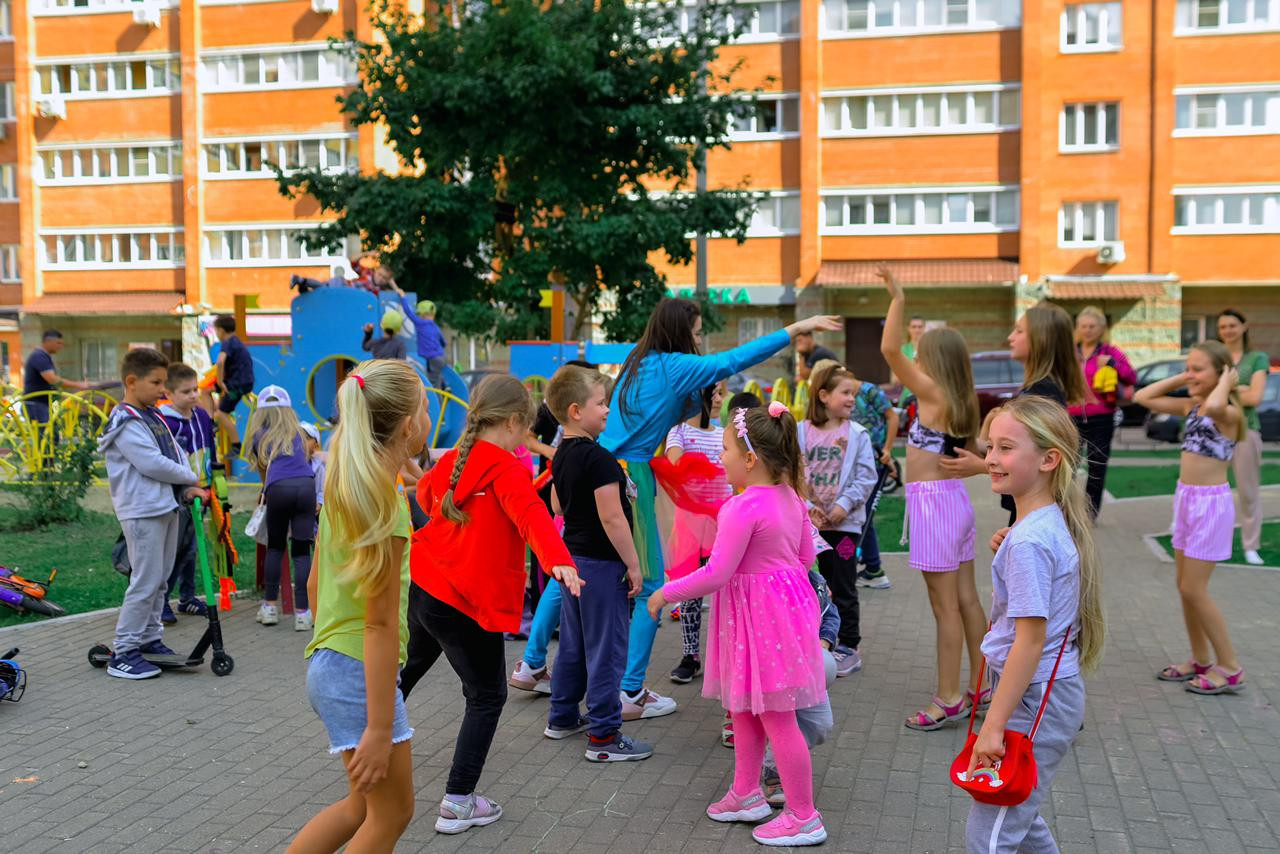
665, 287, 753, 305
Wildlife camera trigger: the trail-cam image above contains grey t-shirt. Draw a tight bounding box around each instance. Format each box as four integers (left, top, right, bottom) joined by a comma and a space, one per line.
981, 503, 1080, 682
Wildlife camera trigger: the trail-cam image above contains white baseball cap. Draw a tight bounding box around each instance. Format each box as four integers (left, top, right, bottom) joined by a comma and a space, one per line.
299, 421, 321, 443
257, 385, 292, 409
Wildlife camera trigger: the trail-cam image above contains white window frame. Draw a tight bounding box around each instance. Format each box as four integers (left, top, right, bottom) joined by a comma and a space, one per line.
81, 339, 119, 383
655, 0, 802, 45
1059, 102, 1121, 152
1058, 201, 1119, 247
0, 83, 13, 120
819, 185, 1020, 235
0, 245, 18, 282
33, 0, 178, 16
198, 44, 357, 93
202, 224, 345, 267
1173, 84, 1280, 137
820, 83, 1019, 138
1172, 185, 1280, 234
35, 141, 183, 185
1175, 0, 1280, 34
38, 227, 186, 270
201, 133, 360, 179
34, 53, 181, 100
745, 192, 802, 237
738, 316, 783, 346
727, 94, 801, 141
0, 0, 12, 38
1060, 2, 1123, 52
821, 0, 1021, 39
0, 165, 15, 202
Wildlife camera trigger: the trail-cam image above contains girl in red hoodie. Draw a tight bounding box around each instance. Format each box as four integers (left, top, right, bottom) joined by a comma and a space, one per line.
404, 374, 582, 835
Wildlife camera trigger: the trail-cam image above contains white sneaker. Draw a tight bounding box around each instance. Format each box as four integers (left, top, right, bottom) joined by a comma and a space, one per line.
294, 609, 313, 631
621, 687, 677, 721
256, 603, 279, 626
1244, 550, 1265, 566
509, 660, 552, 695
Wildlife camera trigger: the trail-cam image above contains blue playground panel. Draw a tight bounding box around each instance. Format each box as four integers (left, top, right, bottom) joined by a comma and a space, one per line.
507, 341, 635, 380
223, 288, 468, 472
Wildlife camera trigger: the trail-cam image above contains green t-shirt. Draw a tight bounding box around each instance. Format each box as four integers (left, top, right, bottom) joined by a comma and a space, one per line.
305, 500, 412, 665
899, 342, 917, 400
1237, 350, 1269, 432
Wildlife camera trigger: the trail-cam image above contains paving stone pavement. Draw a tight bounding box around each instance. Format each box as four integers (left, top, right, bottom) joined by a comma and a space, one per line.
2, 480, 1279, 853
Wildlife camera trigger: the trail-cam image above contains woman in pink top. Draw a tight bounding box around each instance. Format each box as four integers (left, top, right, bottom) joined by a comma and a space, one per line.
1069, 306, 1137, 519
647, 402, 828, 847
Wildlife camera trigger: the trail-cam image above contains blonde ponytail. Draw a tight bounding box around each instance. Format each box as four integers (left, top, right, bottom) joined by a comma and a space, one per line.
439, 374, 536, 526
326, 359, 423, 596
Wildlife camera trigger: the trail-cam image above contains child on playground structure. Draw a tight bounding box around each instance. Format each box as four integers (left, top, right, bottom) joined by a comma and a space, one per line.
392, 280, 449, 389
648, 403, 829, 847
289, 359, 430, 854
98, 348, 206, 681
962, 394, 1103, 853
210, 314, 255, 458
362, 309, 409, 362
159, 362, 218, 624
1136, 341, 1249, 695
541, 365, 652, 762
244, 386, 317, 631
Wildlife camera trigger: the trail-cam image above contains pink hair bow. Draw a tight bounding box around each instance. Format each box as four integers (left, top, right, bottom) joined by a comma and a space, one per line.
767, 401, 788, 418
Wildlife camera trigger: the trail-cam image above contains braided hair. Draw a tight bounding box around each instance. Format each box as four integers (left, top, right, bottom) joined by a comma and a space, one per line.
440, 374, 536, 524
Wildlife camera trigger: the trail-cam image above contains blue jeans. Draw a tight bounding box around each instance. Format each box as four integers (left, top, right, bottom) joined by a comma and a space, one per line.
859, 521, 882, 574
523, 579, 562, 669
547, 556, 630, 739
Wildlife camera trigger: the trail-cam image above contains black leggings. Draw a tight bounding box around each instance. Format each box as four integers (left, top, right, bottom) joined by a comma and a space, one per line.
817, 529, 861, 649
264, 476, 316, 608
1073, 413, 1115, 519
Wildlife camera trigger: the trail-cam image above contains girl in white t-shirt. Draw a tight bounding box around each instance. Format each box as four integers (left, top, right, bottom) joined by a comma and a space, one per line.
663, 382, 729, 684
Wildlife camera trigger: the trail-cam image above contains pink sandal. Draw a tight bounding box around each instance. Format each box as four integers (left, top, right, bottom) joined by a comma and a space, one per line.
1157, 660, 1212, 682
905, 695, 970, 731
1186, 665, 1246, 695
967, 687, 992, 711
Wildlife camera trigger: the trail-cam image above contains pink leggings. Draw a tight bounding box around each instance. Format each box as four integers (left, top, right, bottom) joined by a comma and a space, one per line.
730, 709, 815, 819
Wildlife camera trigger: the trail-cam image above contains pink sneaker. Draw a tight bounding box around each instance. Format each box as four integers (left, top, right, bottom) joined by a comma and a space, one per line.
706, 788, 773, 823
751, 810, 827, 846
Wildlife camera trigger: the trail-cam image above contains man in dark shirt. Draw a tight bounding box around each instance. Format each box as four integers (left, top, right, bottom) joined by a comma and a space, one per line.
212, 314, 256, 455
795, 330, 840, 381
23, 329, 90, 423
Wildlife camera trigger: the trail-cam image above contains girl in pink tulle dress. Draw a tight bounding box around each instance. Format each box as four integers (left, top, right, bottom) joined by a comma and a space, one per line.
648, 402, 828, 847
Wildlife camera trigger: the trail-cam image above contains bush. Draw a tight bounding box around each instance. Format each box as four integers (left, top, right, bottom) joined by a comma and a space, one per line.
1, 433, 97, 528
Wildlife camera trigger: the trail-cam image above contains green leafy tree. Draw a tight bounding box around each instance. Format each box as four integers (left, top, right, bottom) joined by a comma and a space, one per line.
278, 0, 759, 342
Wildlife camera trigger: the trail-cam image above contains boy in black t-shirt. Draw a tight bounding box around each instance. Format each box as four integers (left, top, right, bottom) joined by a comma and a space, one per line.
542, 366, 652, 763
211, 315, 256, 456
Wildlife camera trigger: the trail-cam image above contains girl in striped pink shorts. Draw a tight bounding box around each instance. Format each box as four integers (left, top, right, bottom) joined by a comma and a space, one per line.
878, 269, 989, 731
1135, 341, 1248, 696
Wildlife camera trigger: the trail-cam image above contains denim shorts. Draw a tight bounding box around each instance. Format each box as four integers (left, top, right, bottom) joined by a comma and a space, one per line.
306, 647, 414, 754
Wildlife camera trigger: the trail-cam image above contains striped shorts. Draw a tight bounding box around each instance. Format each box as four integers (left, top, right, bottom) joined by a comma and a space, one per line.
906, 479, 976, 572
1172, 481, 1234, 563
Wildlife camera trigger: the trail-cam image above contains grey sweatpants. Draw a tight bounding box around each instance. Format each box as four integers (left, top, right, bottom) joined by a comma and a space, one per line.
114, 510, 181, 653
966, 672, 1086, 854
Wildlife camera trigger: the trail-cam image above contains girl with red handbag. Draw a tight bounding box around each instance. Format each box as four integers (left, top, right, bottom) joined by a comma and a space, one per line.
959, 395, 1104, 852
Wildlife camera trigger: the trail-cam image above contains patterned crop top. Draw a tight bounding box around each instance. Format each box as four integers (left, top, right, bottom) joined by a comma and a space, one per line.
1181, 405, 1235, 462
907, 418, 967, 458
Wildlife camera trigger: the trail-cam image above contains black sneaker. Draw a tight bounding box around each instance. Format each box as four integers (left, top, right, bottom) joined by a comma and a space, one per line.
140, 639, 179, 657
161, 602, 177, 625
178, 599, 208, 616
670, 655, 702, 684
585, 733, 653, 763
107, 650, 161, 680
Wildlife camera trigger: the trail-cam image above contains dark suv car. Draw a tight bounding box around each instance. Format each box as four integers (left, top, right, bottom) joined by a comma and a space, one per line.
1120, 357, 1187, 427
969, 351, 1025, 419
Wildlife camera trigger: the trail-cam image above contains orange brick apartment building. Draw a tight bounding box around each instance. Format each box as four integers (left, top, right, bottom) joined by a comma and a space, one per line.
1, 0, 1278, 385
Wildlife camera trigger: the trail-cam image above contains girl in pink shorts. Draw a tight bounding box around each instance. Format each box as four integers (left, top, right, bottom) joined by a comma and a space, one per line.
1135, 340, 1247, 695
878, 269, 988, 731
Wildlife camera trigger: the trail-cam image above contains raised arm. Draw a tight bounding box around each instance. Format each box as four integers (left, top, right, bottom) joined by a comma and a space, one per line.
1134, 372, 1195, 417
877, 267, 940, 406
1202, 366, 1243, 430
666, 315, 841, 398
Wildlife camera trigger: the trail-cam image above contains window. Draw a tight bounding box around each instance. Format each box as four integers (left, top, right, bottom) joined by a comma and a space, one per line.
0, 165, 14, 201
0, 245, 18, 282
34, 0, 177, 13
821, 85, 1019, 136
39, 230, 185, 269
35, 56, 180, 98
1175, 0, 1280, 32
727, 97, 800, 140
36, 142, 182, 184
823, 0, 1019, 36
820, 186, 1019, 234
660, 0, 801, 41
1061, 3, 1122, 50
81, 340, 118, 384
0, 0, 11, 37
746, 193, 801, 235
738, 316, 783, 346
1173, 187, 1280, 233
1060, 102, 1120, 151
204, 225, 344, 266
1059, 202, 1118, 246
202, 135, 358, 177
0, 83, 12, 120
199, 46, 356, 91
1175, 88, 1280, 135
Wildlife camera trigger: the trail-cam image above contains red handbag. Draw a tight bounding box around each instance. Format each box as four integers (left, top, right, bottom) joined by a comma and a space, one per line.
950, 630, 1072, 806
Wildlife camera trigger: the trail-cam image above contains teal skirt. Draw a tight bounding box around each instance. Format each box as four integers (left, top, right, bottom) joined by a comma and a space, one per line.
625, 459, 667, 584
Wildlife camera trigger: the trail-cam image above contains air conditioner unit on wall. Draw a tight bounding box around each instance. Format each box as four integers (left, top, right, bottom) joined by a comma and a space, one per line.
311, 0, 338, 14
36, 96, 67, 121
133, 1, 161, 26
1096, 241, 1125, 265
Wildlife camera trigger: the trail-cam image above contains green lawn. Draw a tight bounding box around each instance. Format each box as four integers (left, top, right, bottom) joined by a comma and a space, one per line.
1104, 464, 1280, 500
869, 494, 905, 553
1109, 448, 1280, 459
1156, 518, 1280, 567
0, 507, 262, 629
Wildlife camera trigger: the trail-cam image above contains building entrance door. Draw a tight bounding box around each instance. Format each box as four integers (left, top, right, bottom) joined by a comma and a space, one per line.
844, 317, 890, 385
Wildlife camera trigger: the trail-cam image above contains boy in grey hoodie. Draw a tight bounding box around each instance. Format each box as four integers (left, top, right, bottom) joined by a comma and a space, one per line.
98, 348, 206, 680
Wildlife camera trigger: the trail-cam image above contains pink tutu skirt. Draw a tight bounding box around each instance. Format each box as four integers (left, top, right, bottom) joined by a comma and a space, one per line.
703, 565, 827, 715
